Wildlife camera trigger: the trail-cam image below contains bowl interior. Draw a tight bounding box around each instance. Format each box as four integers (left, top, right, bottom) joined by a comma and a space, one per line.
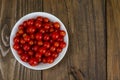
10, 12, 69, 70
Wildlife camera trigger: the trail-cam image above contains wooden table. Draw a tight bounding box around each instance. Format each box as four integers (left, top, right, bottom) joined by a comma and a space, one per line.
0, 0, 120, 80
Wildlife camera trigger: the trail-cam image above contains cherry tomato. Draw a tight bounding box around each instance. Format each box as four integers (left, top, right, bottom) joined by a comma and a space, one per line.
47, 57, 54, 63
13, 43, 20, 50
32, 45, 39, 52
20, 54, 29, 62
53, 41, 59, 47
35, 52, 42, 58
27, 26, 36, 34
27, 19, 34, 26
17, 49, 23, 55
56, 47, 62, 53
30, 34, 35, 39
18, 29, 24, 35
35, 21, 42, 28
35, 33, 42, 40
51, 32, 59, 40
20, 38, 25, 44
43, 34, 50, 41
44, 23, 50, 30
51, 52, 58, 58
29, 40, 34, 45
39, 47, 46, 54
23, 21, 27, 27
57, 37, 64, 42
49, 28, 54, 32
28, 50, 34, 56
23, 44, 30, 51
60, 41, 66, 48
24, 35, 30, 42
29, 58, 39, 66
14, 36, 20, 43
44, 50, 51, 57
18, 25, 24, 30
43, 42, 50, 49
36, 16, 43, 22
39, 28, 45, 34
60, 30, 66, 37
42, 58, 47, 63
37, 40, 43, 46
50, 46, 56, 52
53, 22, 60, 29
43, 18, 49, 22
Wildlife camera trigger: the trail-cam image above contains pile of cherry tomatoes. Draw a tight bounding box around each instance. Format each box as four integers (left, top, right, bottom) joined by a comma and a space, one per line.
13, 16, 66, 66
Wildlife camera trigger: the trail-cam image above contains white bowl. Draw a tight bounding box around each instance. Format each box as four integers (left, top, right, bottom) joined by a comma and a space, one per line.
10, 12, 69, 70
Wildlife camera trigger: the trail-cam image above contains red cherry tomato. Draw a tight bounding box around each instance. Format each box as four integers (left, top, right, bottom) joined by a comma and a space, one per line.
14, 36, 20, 43
18, 29, 24, 35
44, 23, 50, 30
50, 46, 56, 52
57, 37, 64, 42
60, 41, 66, 48
17, 49, 23, 55
56, 47, 62, 53
35, 21, 42, 28
18, 25, 24, 30
23, 21, 27, 27
49, 28, 54, 33
20, 54, 29, 62
24, 35, 30, 42
39, 28, 45, 34
29, 58, 39, 66
29, 40, 34, 45
35, 33, 42, 40
27, 19, 34, 26
36, 16, 43, 22
27, 26, 36, 34
23, 44, 30, 51
51, 52, 58, 58
32, 45, 39, 52
53, 22, 60, 29
60, 30, 66, 37
37, 40, 43, 46
43, 42, 50, 49
30, 34, 35, 39
43, 34, 50, 41
51, 32, 59, 40
44, 50, 51, 57
28, 50, 34, 56
35, 52, 42, 58
53, 41, 59, 47
42, 58, 47, 63
13, 43, 20, 50
20, 38, 25, 44
43, 18, 49, 22
47, 57, 54, 63
39, 47, 46, 54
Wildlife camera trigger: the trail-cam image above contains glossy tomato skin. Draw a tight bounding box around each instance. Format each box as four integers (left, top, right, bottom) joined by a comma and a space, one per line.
20, 54, 29, 62
44, 50, 51, 57
56, 47, 62, 53
42, 58, 47, 63
59, 30, 66, 37
39, 28, 45, 34
39, 47, 46, 54
35, 33, 42, 40
29, 40, 34, 45
53, 22, 60, 29
43, 34, 50, 41
28, 50, 34, 56
24, 35, 30, 42
27, 26, 36, 34
44, 23, 50, 30
17, 49, 23, 55
23, 44, 30, 51
43, 42, 50, 49
47, 57, 54, 63
27, 19, 34, 26
13, 43, 20, 50
35, 52, 42, 58
51, 32, 59, 40
50, 46, 56, 52
36, 16, 43, 22
18, 25, 24, 30
35, 21, 42, 28
32, 45, 39, 52
51, 52, 58, 59
14, 36, 20, 43
60, 41, 66, 48
53, 41, 59, 47
29, 58, 39, 66
37, 40, 43, 46
20, 38, 25, 44
43, 18, 49, 23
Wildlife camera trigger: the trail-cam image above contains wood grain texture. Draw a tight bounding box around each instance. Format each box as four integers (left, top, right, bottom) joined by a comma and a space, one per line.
0, 0, 107, 80
107, 0, 120, 80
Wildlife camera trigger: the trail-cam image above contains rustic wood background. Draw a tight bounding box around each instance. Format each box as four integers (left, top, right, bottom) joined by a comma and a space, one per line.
0, 0, 119, 80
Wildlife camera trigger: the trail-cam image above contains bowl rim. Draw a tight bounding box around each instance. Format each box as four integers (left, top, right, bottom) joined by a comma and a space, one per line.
10, 12, 69, 70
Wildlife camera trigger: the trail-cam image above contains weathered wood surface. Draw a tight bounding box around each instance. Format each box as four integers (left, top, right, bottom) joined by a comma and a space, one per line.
1, 0, 119, 80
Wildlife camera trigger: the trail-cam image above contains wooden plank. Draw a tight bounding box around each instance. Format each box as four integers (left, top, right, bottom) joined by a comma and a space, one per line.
107, 0, 120, 80
43, 0, 106, 80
